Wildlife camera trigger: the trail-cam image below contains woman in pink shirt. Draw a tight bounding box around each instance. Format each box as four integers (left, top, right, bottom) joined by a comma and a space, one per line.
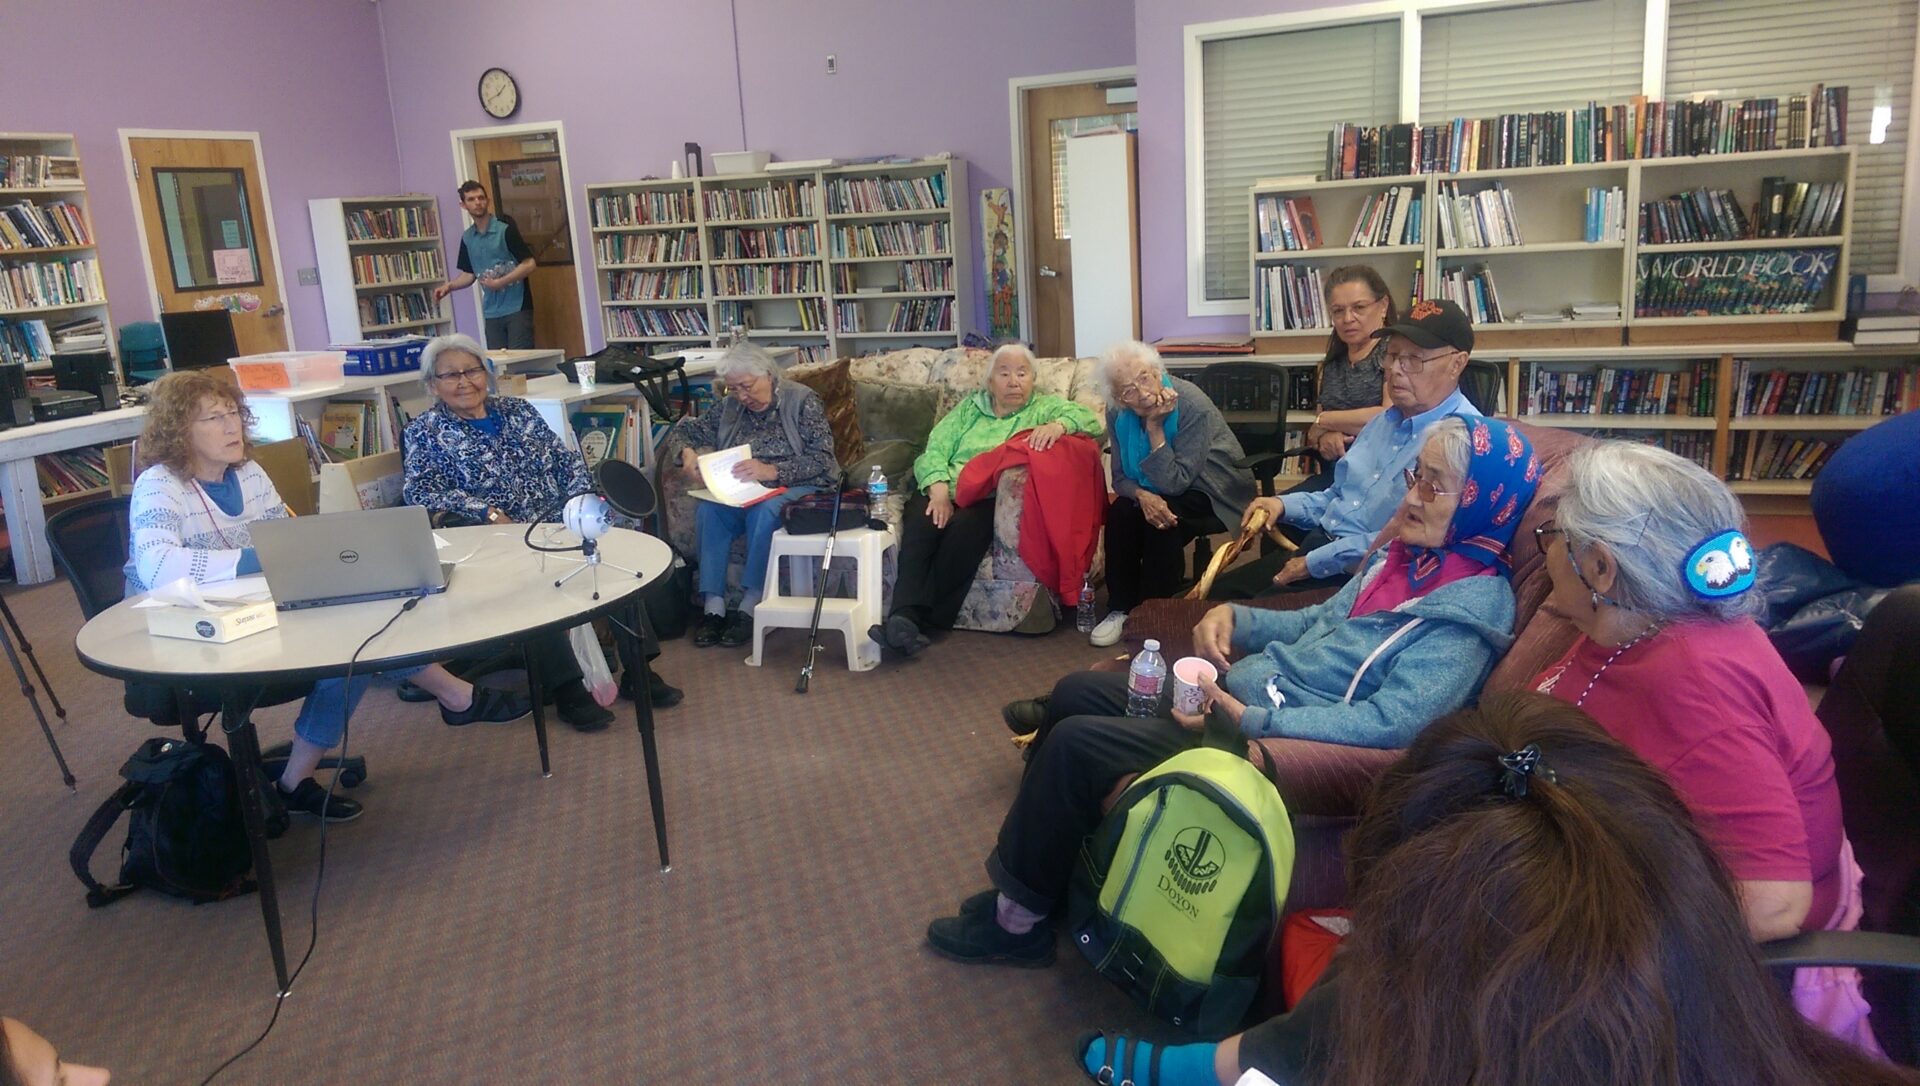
1533, 440, 1873, 1050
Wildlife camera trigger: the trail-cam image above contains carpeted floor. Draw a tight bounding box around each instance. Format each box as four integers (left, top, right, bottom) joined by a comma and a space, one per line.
0, 574, 1171, 1084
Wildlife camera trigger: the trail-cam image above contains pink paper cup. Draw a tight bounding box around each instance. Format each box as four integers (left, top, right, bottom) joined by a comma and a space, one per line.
1171, 656, 1218, 715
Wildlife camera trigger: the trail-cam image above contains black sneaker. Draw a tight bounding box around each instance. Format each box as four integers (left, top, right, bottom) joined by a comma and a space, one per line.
926, 905, 1054, 968
1002, 696, 1050, 735
647, 671, 684, 709
873, 613, 931, 658
278, 778, 363, 823
556, 681, 615, 732
716, 609, 752, 648
691, 612, 726, 648
395, 679, 435, 703
441, 685, 532, 727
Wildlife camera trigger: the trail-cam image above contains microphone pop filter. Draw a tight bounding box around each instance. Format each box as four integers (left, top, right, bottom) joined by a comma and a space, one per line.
596, 458, 656, 518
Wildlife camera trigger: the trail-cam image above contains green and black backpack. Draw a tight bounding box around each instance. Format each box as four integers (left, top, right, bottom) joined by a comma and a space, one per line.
1067, 741, 1294, 1038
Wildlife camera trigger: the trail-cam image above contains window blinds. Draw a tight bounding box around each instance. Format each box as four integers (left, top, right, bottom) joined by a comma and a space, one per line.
1420, 0, 1646, 124
1201, 21, 1400, 301
1666, 0, 1915, 274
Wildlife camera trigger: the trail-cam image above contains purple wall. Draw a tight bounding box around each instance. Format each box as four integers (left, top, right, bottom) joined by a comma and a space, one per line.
1133, 0, 1346, 339
5, 0, 402, 350
375, 0, 1137, 345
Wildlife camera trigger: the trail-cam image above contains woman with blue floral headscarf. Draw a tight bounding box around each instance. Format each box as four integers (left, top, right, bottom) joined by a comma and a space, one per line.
928, 415, 1541, 969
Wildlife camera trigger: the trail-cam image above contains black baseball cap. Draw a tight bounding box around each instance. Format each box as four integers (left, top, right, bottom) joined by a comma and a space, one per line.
1371, 298, 1473, 354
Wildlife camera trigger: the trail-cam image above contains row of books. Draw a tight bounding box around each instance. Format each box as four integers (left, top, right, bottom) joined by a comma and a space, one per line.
824, 174, 948, 214
350, 249, 442, 287
712, 224, 816, 260
343, 205, 439, 242
1189, 371, 1291, 414
0, 317, 54, 364
0, 155, 80, 189
1634, 247, 1835, 318
703, 181, 815, 222
1435, 181, 1521, 249
0, 200, 90, 250
898, 259, 954, 292
1754, 179, 1846, 239
1850, 312, 1920, 346
0, 256, 105, 311
357, 290, 442, 329
315, 400, 395, 460
724, 297, 830, 333
1433, 264, 1505, 324
291, 415, 345, 474
50, 315, 104, 351
1566, 430, 1713, 471
831, 260, 955, 294
595, 230, 698, 265
1253, 263, 1330, 331
592, 190, 694, 228
1347, 186, 1422, 247
1640, 187, 1750, 244
1523, 361, 1718, 417
711, 263, 821, 297
1254, 194, 1324, 252
1324, 87, 1852, 179
608, 268, 703, 302
1734, 362, 1914, 418
1726, 431, 1840, 482
35, 447, 110, 500
1584, 187, 1628, 243
569, 404, 646, 471
605, 306, 708, 339
880, 298, 953, 333
829, 221, 950, 259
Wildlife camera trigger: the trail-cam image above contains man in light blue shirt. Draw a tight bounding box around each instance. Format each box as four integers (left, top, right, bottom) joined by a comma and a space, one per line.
1209, 298, 1481, 599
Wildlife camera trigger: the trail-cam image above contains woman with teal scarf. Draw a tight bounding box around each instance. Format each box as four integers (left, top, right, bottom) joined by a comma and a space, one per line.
1094, 341, 1255, 646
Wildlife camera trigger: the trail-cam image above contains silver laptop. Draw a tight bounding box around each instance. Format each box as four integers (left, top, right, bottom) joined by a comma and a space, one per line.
251, 505, 453, 611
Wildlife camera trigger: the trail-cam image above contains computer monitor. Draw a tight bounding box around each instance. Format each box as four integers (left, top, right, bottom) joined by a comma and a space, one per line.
159, 310, 240, 371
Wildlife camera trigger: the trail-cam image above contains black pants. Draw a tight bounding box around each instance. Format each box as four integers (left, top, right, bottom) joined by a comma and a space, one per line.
985, 671, 1199, 914
1235, 957, 1342, 1084
1205, 528, 1349, 601
1104, 489, 1217, 613
891, 491, 996, 632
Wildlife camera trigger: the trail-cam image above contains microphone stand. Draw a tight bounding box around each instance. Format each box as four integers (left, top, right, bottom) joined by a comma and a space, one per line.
527, 491, 645, 602
796, 476, 848, 694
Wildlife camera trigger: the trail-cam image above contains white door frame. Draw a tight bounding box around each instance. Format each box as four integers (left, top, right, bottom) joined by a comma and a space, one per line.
1006, 65, 1137, 347
448, 120, 594, 353
117, 128, 297, 349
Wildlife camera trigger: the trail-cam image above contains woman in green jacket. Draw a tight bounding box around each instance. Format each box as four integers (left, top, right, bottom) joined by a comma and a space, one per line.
875, 344, 1103, 655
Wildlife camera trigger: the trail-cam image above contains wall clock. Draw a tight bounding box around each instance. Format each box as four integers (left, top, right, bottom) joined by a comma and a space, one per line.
478, 67, 520, 120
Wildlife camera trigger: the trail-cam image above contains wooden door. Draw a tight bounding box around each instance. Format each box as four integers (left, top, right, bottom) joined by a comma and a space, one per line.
1023, 83, 1136, 359
468, 134, 586, 358
128, 137, 289, 356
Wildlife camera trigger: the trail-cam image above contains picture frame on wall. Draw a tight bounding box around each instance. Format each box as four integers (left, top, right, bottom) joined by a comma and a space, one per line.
489, 156, 572, 266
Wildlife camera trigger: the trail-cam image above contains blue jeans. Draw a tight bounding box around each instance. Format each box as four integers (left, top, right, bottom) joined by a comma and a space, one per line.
291, 666, 422, 749
695, 487, 815, 599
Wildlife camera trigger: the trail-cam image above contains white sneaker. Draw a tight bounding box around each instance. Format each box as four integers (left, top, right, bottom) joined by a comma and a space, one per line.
1089, 610, 1128, 647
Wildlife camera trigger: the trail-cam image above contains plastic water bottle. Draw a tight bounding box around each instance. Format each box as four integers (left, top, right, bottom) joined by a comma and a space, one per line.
1075, 575, 1097, 634
866, 464, 890, 528
1126, 640, 1168, 717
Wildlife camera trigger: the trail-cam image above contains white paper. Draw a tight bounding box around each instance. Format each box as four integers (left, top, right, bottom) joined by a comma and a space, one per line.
131, 577, 216, 611
134, 574, 274, 611
694, 444, 780, 507
433, 532, 452, 550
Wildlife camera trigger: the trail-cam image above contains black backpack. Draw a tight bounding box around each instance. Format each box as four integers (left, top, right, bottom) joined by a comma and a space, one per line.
70, 737, 255, 907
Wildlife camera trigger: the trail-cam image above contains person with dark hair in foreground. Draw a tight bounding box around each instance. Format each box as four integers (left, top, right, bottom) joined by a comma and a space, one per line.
1075, 694, 1919, 1086
2, 1017, 110, 1086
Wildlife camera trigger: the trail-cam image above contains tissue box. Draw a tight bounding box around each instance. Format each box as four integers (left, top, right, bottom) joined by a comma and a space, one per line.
145, 600, 280, 643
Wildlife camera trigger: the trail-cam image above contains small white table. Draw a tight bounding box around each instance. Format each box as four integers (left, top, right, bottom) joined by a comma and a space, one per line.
74, 525, 675, 993
747, 525, 895, 673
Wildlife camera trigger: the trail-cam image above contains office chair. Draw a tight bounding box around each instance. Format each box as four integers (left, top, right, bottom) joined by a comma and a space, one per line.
42, 497, 367, 803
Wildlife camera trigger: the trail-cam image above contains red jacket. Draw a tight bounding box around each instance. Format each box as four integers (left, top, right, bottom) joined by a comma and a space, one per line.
955, 432, 1106, 599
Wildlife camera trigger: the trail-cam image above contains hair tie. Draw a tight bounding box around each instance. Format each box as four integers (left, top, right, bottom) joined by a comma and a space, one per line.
1498, 744, 1556, 798
1683, 529, 1756, 599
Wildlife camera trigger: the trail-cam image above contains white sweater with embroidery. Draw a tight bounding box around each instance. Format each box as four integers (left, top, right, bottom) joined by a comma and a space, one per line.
125, 461, 287, 592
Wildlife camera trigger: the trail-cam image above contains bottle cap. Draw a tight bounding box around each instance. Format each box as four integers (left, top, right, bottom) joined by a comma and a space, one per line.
1143, 639, 1160, 652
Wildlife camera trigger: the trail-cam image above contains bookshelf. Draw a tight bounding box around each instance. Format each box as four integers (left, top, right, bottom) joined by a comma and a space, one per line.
584, 157, 971, 360
1248, 147, 1855, 350
0, 133, 113, 375
308, 195, 452, 345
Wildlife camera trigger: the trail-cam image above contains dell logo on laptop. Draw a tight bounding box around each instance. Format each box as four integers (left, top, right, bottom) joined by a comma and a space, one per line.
338, 549, 360, 564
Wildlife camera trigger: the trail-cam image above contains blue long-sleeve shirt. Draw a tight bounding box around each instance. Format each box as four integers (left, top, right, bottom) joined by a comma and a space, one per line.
1283, 387, 1478, 578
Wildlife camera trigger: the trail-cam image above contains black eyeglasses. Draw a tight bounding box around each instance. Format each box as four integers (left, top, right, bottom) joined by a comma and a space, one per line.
1533, 521, 1565, 547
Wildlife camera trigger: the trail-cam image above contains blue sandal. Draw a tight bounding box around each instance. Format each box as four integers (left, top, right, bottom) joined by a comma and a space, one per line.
1076, 1030, 1162, 1086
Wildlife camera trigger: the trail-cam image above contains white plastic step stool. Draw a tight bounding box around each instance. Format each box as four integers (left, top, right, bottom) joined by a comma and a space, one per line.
747, 525, 893, 672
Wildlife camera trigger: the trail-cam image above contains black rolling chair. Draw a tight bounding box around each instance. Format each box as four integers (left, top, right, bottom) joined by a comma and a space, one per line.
43, 497, 366, 798
1186, 362, 1301, 580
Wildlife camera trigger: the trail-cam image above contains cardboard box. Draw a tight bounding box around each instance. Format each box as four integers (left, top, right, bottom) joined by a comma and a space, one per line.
145, 600, 279, 643
497, 373, 528, 396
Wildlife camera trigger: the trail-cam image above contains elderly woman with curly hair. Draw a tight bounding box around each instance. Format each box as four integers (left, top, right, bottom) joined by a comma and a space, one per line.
125, 371, 528, 822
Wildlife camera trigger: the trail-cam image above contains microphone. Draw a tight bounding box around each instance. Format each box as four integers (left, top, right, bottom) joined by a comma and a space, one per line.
529, 459, 658, 599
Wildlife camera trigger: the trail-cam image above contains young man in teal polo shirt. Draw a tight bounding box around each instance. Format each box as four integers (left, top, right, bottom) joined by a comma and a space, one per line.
433, 180, 536, 348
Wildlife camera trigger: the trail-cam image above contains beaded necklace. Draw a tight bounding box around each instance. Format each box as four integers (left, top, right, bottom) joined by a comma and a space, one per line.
1572, 619, 1666, 707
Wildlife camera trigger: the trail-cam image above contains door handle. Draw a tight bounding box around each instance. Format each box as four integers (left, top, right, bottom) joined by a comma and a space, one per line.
1039, 266, 1059, 278
262, 303, 285, 317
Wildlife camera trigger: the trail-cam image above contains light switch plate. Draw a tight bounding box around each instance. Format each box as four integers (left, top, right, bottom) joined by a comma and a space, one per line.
826, 54, 837, 75
296, 267, 320, 286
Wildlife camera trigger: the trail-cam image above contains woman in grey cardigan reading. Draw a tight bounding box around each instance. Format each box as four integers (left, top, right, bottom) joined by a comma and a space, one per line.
1088, 340, 1255, 646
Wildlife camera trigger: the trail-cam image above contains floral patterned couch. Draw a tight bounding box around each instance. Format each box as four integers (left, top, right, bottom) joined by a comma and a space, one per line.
655, 346, 1108, 634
